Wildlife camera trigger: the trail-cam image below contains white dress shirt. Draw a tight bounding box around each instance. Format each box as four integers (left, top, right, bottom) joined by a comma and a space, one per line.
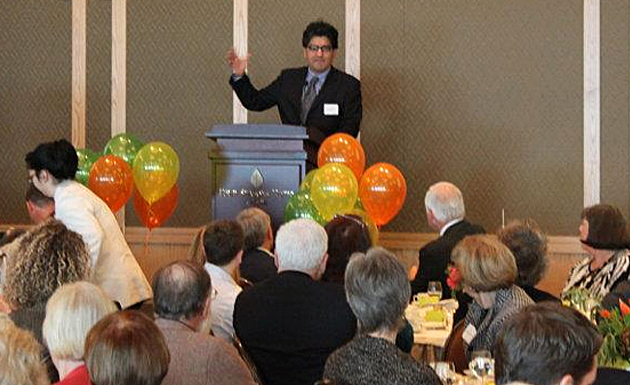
54, 180, 152, 308
204, 262, 242, 342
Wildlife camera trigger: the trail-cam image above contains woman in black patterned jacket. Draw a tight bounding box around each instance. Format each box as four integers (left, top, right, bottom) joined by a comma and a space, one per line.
562, 204, 630, 301
452, 235, 534, 358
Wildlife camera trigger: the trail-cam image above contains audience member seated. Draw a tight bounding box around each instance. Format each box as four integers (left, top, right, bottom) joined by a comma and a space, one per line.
410, 182, 485, 324
494, 302, 602, 385
25, 139, 152, 309
42, 282, 117, 385
322, 214, 413, 352
324, 247, 441, 385
85, 310, 170, 385
25, 184, 55, 224
203, 219, 245, 341
0, 184, 53, 292
498, 219, 558, 302
153, 261, 257, 385
4, 219, 91, 381
0, 314, 50, 385
563, 204, 630, 301
322, 214, 371, 284
234, 219, 356, 385
236, 208, 277, 283
452, 235, 533, 357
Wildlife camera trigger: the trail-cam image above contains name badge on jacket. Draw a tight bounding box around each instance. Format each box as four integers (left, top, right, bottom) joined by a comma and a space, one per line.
324, 103, 339, 116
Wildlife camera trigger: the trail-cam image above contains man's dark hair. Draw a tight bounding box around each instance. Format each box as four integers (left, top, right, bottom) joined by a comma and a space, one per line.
203, 219, 244, 266
153, 261, 211, 321
495, 302, 602, 385
25, 139, 78, 181
26, 184, 54, 207
302, 20, 338, 49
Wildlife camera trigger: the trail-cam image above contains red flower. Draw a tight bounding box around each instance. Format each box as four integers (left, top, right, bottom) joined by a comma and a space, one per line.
447, 267, 461, 290
600, 309, 611, 319
619, 299, 630, 317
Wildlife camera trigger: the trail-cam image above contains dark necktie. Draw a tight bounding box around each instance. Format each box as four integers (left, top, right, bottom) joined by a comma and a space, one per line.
301, 76, 319, 125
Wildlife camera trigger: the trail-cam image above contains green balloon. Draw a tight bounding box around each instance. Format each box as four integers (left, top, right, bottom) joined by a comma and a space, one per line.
75, 148, 101, 186
104, 133, 144, 166
299, 169, 319, 192
284, 190, 326, 225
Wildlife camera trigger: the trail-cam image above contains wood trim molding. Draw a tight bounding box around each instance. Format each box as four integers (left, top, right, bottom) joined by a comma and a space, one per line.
0, 225, 584, 256
112, 0, 127, 136
71, 0, 87, 148
111, 0, 127, 229
232, 0, 248, 124
345, 0, 360, 79
583, 0, 600, 206
378, 232, 585, 256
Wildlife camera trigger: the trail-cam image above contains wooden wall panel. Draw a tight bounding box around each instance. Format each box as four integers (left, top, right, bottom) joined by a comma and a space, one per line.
122, 227, 584, 298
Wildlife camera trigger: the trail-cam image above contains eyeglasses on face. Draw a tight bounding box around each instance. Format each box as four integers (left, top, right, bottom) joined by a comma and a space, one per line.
307, 44, 333, 53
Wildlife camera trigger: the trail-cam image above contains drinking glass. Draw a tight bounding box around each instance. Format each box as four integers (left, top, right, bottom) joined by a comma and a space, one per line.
469, 350, 493, 384
434, 361, 456, 385
427, 281, 443, 301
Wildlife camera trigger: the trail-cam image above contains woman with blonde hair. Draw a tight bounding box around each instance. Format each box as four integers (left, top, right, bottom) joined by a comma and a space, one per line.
0, 314, 50, 385
452, 235, 533, 356
43, 282, 117, 385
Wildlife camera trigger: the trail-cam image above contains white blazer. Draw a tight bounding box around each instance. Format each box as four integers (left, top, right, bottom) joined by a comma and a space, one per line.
54, 180, 152, 308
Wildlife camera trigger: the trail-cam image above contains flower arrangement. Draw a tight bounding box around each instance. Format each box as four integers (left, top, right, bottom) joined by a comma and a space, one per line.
561, 287, 600, 322
598, 299, 630, 369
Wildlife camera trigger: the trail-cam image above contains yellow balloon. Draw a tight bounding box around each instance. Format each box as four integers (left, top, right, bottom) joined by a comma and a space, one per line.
133, 142, 180, 204
311, 163, 358, 221
346, 208, 379, 245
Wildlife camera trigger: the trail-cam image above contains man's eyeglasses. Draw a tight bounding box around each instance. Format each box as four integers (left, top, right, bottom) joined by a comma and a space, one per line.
307, 44, 333, 53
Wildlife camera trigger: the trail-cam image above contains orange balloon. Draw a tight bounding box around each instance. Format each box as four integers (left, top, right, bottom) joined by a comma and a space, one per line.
317, 133, 365, 180
88, 155, 134, 212
133, 185, 179, 230
359, 163, 407, 226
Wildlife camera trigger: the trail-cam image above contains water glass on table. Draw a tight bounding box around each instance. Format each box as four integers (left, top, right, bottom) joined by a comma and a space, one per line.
469, 350, 494, 384
434, 361, 456, 384
427, 281, 443, 302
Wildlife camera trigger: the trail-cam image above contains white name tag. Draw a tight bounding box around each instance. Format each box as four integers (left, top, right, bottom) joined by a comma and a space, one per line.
323, 103, 339, 116
462, 324, 477, 344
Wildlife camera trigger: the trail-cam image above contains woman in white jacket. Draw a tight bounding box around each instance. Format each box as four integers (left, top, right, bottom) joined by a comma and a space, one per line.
25, 139, 152, 309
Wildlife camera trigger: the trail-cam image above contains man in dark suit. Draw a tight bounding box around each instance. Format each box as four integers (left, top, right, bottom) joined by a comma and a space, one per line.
233, 219, 356, 385
235, 207, 277, 284
227, 21, 362, 166
410, 182, 484, 321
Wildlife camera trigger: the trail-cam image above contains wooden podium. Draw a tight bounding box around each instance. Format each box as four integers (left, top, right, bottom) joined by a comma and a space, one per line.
205, 124, 308, 230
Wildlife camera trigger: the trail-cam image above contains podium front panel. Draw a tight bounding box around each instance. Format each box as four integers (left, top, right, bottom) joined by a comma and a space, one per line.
210, 158, 305, 231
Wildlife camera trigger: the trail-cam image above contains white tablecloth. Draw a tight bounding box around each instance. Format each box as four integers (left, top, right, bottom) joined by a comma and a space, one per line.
405, 299, 456, 348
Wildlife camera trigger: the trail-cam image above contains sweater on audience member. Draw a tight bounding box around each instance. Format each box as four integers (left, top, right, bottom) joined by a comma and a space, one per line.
324, 334, 442, 385
53, 364, 91, 385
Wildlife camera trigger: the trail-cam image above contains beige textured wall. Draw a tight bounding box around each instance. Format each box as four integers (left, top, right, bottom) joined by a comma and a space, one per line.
0, 1, 71, 224
362, 0, 585, 234
0, 2, 629, 237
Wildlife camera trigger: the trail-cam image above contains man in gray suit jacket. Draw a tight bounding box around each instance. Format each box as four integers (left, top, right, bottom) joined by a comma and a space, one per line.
153, 261, 256, 385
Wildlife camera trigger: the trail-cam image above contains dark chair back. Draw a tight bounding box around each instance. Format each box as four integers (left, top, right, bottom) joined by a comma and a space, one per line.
233, 335, 265, 385
444, 319, 468, 374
